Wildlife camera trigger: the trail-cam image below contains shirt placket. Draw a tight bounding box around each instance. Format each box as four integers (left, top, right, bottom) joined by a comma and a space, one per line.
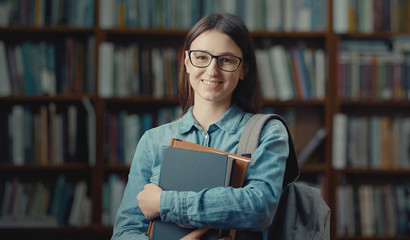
201, 124, 216, 147
202, 132, 210, 147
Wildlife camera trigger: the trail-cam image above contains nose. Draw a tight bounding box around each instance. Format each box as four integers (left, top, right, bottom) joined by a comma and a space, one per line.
206, 57, 220, 77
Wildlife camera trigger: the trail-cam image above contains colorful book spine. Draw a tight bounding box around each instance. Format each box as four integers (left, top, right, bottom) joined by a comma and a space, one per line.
0, 0, 94, 27
104, 107, 182, 165
333, 0, 410, 34
337, 183, 410, 237
333, 114, 410, 169
0, 176, 91, 227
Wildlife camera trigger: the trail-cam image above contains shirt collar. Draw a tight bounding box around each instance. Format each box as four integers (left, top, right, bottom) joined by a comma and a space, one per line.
177, 104, 245, 134
177, 107, 197, 134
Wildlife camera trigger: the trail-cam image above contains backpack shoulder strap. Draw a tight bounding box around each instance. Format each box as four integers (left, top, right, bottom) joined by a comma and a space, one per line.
237, 114, 274, 156
238, 114, 300, 189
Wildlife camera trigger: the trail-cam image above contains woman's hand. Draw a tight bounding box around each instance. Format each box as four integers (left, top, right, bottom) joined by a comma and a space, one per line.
180, 228, 232, 240
136, 183, 162, 220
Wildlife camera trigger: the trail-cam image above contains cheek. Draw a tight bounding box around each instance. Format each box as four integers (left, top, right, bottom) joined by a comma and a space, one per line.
188, 71, 200, 87
230, 73, 242, 84
187, 66, 204, 79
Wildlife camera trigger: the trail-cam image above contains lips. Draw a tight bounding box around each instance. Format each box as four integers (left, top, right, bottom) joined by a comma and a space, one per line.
202, 80, 223, 85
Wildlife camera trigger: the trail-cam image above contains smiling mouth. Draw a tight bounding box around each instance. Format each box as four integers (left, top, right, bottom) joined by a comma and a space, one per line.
202, 80, 222, 85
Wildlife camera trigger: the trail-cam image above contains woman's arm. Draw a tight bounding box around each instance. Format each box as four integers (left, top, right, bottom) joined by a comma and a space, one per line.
111, 135, 153, 240
159, 119, 288, 232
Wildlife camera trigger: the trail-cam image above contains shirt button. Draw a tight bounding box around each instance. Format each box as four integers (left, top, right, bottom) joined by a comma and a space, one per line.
204, 135, 208, 139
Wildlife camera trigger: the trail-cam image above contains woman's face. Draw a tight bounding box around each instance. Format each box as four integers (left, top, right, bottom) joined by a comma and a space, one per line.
185, 29, 245, 107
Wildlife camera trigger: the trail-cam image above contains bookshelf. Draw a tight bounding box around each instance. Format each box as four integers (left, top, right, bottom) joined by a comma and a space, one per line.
331, 1, 410, 239
0, 0, 409, 239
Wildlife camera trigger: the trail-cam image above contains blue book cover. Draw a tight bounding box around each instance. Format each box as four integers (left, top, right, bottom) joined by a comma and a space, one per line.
406, 55, 410, 99
20, 43, 36, 95
151, 146, 234, 240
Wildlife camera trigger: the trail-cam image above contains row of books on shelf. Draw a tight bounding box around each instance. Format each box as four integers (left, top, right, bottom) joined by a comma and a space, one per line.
0, 38, 95, 97
333, 0, 410, 34
0, 176, 91, 228
99, 0, 200, 30
338, 39, 410, 100
99, 0, 327, 32
337, 182, 410, 237
2, 99, 95, 166
102, 174, 126, 226
332, 114, 410, 170
0, 0, 95, 28
104, 106, 182, 165
209, 0, 327, 32
338, 51, 410, 100
98, 42, 179, 98
97, 41, 327, 100
1, 39, 328, 100
256, 43, 326, 100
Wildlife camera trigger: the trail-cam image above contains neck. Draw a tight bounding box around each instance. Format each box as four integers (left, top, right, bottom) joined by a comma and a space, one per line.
192, 101, 231, 132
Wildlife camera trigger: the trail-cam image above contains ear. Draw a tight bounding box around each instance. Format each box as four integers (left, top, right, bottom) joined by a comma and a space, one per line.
240, 63, 249, 80
184, 51, 191, 74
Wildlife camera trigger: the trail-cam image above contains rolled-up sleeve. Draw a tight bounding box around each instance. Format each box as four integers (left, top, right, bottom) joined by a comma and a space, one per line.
159, 119, 288, 232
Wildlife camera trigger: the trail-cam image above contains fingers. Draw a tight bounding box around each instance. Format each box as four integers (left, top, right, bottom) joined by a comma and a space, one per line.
144, 183, 162, 191
180, 228, 210, 240
137, 183, 162, 220
144, 183, 155, 189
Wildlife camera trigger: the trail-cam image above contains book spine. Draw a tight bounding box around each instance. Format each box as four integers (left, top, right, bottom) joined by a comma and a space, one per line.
0, 175, 94, 227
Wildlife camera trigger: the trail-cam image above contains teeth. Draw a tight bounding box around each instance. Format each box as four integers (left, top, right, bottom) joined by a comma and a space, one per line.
202, 80, 220, 85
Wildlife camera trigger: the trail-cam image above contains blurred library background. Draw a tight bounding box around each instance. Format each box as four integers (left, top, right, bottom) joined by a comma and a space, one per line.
0, 0, 409, 239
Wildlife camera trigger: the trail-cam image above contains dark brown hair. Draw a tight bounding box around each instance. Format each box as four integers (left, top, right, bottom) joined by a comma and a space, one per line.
178, 13, 262, 115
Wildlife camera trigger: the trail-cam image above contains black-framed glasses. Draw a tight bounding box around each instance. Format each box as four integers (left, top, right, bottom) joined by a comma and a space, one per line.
187, 50, 243, 72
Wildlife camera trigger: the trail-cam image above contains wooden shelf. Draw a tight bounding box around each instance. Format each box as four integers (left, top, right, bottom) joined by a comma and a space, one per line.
300, 163, 326, 173
103, 28, 188, 36
337, 236, 410, 240
336, 168, 410, 175
104, 96, 179, 105
263, 99, 326, 106
0, 26, 95, 33
339, 100, 410, 107
251, 30, 327, 38
104, 164, 131, 173
0, 163, 92, 171
0, 226, 112, 240
0, 94, 96, 102
338, 32, 410, 39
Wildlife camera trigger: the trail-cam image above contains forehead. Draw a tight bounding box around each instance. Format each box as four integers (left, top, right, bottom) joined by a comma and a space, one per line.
190, 29, 242, 56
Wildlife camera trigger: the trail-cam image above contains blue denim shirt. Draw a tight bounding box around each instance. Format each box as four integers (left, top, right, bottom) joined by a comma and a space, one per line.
111, 104, 288, 240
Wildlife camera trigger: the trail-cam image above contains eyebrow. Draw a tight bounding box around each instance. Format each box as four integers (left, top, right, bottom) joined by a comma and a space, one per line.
194, 49, 242, 57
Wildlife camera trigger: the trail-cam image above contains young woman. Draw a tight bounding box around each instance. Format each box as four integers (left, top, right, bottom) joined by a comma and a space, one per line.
111, 13, 288, 240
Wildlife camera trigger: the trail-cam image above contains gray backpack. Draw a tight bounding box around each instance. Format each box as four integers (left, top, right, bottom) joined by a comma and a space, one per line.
235, 114, 330, 240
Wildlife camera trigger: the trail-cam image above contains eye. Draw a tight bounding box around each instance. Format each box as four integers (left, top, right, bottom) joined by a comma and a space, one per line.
219, 56, 235, 64
197, 55, 207, 60
194, 53, 209, 61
